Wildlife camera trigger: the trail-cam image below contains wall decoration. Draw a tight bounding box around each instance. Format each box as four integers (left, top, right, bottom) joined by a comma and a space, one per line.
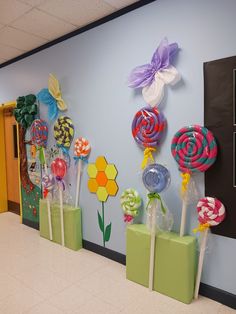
37, 74, 67, 120
128, 38, 180, 107
131, 106, 166, 168
171, 125, 217, 236
87, 156, 118, 247
120, 188, 142, 223
142, 163, 171, 291
204, 56, 236, 239
13, 95, 41, 229
54, 116, 74, 163
51, 157, 68, 246
193, 197, 226, 299
74, 137, 91, 208
30, 118, 54, 239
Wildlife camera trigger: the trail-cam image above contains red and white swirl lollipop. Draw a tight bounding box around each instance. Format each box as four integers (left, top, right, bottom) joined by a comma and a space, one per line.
74, 137, 91, 159
74, 137, 91, 208
194, 197, 226, 300
197, 197, 225, 227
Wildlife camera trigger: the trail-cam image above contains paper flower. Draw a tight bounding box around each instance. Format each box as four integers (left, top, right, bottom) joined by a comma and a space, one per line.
87, 156, 118, 247
87, 156, 118, 202
128, 38, 180, 107
37, 74, 67, 120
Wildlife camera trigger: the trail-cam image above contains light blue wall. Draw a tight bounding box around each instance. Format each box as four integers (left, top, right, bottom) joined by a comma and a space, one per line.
0, 0, 235, 294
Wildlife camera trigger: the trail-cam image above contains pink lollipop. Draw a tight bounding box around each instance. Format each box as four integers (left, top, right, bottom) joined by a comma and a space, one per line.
194, 197, 226, 300
197, 197, 225, 227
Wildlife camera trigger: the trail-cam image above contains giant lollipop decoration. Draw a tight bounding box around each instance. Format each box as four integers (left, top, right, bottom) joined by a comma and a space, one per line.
30, 119, 48, 164
132, 107, 166, 169
51, 158, 67, 246
30, 119, 54, 240
142, 163, 171, 291
54, 116, 74, 163
74, 137, 91, 208
171, 125, 217, 236
194, 197, 225, 299
120, 189, 142, 223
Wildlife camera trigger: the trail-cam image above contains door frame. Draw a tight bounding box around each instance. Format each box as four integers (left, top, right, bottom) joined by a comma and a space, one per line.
0, 101, 22, 218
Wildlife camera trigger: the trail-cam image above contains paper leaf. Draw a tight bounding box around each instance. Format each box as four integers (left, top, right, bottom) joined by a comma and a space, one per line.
104, 222, 112, 242
97, 210, 104, 232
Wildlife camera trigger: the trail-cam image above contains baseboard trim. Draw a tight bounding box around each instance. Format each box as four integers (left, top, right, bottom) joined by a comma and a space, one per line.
82, 240, 126, 265
8, 201, 20, 215
82, 240, 235, 309
199, 283, 236, 309
22, 218, 39, 230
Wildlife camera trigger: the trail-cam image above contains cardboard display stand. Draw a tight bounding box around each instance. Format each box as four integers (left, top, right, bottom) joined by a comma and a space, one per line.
126, 224, 196, 304
40, 199, 82, 251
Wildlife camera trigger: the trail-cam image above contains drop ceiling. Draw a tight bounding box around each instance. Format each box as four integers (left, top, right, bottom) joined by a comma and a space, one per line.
0, 0, 139, 66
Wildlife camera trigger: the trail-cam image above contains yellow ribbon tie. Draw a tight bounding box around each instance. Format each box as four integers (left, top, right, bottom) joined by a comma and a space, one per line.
31, 145, 37, 158
193, 223, 210, 233
141, 147, 156, 169
181, 172, 191, 195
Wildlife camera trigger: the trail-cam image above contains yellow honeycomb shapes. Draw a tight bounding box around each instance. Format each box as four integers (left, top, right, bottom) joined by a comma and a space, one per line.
96, 187, 108, 202
95, 156, 107, 171
106, 180, 118, 196
105, 164, 118, 180
87, 164, 98, 178
87, 156, 118, 202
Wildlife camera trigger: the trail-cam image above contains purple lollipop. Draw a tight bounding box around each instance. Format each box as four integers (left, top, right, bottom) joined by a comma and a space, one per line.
131, 107, 166, 148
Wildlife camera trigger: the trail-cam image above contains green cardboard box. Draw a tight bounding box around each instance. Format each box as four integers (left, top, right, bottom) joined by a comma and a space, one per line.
126, 224, 196, 304
39, 199, 82, 251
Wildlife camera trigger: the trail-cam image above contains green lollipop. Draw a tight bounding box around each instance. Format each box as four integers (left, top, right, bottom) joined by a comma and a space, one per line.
120, 188, 142, 223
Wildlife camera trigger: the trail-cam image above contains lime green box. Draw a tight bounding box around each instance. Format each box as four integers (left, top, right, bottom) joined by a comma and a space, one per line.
126, 224, 196, 304
39, 199, 82, 251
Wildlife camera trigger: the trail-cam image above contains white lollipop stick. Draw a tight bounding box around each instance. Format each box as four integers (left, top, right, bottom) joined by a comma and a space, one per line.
42, 148, 53, 241
149, 200, 157, 291
75, 159, 82, 208
59, 186, 65, 247
59, 149, 65, 246
194, 228, 209, 299
180, 198, 188, 237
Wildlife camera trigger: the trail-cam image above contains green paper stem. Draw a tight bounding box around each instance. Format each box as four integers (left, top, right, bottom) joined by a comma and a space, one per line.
97, 202, 112, 247
102, 201, 105, 247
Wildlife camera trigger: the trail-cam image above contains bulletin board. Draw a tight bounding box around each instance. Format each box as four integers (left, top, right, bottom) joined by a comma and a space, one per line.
204, 56, 236, 239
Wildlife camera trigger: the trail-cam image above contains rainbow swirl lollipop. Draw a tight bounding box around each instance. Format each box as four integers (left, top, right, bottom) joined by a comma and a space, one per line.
171, 125, 217, 174
132, 107, 166, 148
30, 119, 48, 148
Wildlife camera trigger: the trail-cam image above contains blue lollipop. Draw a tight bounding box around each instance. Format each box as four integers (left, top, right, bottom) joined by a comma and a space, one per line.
142, 163, 170, 193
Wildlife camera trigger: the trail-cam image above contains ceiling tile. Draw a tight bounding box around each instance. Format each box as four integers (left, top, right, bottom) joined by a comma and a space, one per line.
0, 44, 24, 60
103, 0, 138, 9
18, 0, 48, 6
0, 27, 46, 51
38, 0, 115, 27
12, 9, 77, 40
0, 0, 31, 25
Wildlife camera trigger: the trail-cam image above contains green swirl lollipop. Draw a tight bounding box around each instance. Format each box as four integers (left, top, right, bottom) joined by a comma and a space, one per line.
120, 188, 142, 223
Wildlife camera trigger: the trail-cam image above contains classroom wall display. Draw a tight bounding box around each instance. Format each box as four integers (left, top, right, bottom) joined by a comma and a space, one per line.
1, 0, 236, 297
87, 156, 118, 247
204, 56, 236, 239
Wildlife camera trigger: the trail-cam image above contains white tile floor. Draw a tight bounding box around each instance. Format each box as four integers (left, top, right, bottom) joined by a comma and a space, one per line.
0, 212, 234, 314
